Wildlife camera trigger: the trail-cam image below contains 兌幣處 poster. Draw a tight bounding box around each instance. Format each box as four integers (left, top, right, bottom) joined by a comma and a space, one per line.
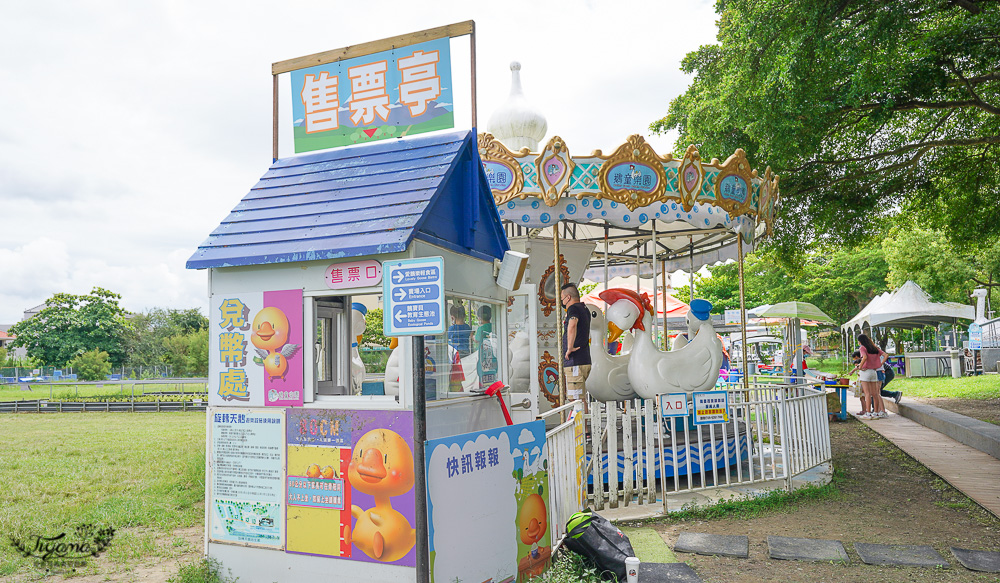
209, 289, 304, 407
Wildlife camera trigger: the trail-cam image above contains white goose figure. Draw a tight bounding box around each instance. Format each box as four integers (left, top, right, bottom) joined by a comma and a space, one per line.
599, 289, 723, 399
585, 304, 637, 402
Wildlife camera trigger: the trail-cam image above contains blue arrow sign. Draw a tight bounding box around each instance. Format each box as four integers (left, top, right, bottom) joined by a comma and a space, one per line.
391, 304, 441, 328
392, 284, 440, 303
383, 256, 446, 336
390, 266, 441, 285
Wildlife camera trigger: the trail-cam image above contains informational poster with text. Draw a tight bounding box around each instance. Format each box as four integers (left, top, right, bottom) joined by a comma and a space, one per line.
693, 391, 729, 425
285, 408, 416, 566
209, 408, 285, 548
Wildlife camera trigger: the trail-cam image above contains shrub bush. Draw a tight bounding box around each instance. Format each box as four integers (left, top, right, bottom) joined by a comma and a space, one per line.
69, 349, 112, 381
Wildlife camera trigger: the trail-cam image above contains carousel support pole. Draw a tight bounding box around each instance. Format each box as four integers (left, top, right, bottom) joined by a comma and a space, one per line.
737, 237, 750, 390
651, 220, 659, 342
604, 223, 609, 292
688, 236, 695, 300
554, 223, 566, 418
662, 259, 670, 350
635, 241, 641, 294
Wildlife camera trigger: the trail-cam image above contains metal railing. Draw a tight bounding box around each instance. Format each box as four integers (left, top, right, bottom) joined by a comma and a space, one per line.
541, 401, 587, 549
0, 399, 207, 413
580, 376, 831, 512
982, 317, 1000, 349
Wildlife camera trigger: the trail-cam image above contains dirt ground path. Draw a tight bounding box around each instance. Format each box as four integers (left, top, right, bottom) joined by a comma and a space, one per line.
24, 527, 204, 583
648, 419, 1000, 582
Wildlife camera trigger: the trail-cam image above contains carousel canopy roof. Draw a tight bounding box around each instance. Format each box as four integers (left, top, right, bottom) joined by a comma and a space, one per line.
479, 132, 778, 275
841, 280, 975, 332
188, 130, 509, 269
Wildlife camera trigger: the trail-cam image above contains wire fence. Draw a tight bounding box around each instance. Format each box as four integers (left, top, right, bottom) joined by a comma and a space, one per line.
0, 365, 191, 384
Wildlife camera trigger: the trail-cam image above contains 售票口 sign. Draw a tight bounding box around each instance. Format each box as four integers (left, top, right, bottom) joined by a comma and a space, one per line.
290, 37, 454, 153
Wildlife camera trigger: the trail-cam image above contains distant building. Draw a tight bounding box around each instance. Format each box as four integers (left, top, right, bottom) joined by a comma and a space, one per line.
22, 302, 47, 321
0, 325, 27, 359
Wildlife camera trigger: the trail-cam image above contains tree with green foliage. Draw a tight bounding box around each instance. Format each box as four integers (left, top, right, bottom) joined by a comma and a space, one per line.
124, 308, 209, 370
8, 287, 132, 366
362, 308, 391, 348
882, 227, 977, 303
162, 328, 209, 377
796, 245, 890, 323
69, 349, 112, 381
654, 0, 1000, 252
683, 244, 890, 324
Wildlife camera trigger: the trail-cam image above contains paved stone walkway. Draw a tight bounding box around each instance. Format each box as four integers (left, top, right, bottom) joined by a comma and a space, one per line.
620, 527, 1000, 581
846, 391, 1000, 517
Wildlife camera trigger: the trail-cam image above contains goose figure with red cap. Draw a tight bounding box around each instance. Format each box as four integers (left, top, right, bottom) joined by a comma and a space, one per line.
599, 289, 724, 399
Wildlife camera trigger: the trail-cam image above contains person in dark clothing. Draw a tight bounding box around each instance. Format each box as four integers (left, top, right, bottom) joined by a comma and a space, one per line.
561, 283, 592, 412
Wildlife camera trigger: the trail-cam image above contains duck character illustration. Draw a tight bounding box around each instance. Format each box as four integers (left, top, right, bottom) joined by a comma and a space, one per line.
250, 306, 300, 380
518, 492, 548, 556
346, 429, 416, 562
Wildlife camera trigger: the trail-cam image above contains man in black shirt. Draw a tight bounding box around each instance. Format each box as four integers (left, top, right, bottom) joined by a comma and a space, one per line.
561, 283, 592, 412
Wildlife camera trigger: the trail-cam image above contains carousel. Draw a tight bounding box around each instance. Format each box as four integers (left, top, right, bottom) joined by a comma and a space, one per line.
479, 63, 810, 510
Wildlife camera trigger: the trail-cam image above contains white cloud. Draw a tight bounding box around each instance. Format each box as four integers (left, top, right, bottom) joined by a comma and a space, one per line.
518, 427, 536, 445
0, 0, 718, 323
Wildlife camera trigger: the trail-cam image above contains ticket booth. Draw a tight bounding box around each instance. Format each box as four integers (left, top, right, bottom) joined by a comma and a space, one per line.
188, 129, 552, 582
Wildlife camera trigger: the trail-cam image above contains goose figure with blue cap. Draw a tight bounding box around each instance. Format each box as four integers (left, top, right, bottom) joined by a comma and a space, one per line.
599, 289, 723, 399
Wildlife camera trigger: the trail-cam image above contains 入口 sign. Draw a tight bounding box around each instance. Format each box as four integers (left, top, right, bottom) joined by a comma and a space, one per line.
658, 393, 690, 417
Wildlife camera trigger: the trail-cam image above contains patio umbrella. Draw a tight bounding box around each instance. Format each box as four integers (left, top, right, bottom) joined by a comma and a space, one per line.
756, 301, 835, 324
755, 301, 835, 377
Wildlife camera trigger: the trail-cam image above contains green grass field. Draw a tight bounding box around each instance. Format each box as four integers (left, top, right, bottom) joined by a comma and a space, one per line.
0, 413, 206, 577
0, 381, 206, 402
891, 374, 1000, 399
807, 356, 1000, 399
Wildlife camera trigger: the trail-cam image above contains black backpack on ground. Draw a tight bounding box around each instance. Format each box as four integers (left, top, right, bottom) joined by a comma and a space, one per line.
564, 511, 635, 581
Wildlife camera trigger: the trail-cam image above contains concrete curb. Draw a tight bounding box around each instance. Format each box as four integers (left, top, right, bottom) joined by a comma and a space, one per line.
886, 400, 1000, 460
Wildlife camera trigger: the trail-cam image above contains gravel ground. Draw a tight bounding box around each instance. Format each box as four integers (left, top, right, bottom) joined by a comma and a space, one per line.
647, 419, 1000, 582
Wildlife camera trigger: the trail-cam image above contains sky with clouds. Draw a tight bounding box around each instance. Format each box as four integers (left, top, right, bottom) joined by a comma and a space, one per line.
0, 0, 719, 324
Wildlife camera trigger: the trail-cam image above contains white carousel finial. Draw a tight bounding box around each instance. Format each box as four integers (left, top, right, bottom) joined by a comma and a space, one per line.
487, 61, 547, 152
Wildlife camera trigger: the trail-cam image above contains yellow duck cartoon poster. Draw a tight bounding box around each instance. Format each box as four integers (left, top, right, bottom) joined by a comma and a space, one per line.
286, 408, 417, 566
209, 289, 304, 407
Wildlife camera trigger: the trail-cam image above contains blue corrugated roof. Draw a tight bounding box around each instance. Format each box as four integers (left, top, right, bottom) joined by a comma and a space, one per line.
186, 130, 509, 269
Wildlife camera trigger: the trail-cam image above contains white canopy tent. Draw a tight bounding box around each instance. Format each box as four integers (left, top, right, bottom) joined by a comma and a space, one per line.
842, 281, 974, 333
841, 281, 974, 351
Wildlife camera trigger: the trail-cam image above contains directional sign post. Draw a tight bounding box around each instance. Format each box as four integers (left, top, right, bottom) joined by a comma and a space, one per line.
383, 257, 446, 337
